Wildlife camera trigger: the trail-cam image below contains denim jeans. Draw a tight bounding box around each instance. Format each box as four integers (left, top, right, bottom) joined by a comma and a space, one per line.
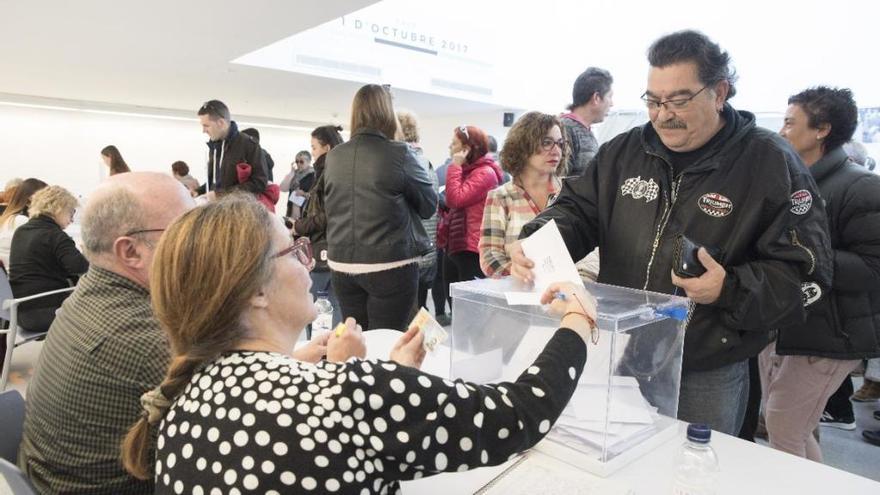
331, 263, 419, 331
677, 359, 750, 435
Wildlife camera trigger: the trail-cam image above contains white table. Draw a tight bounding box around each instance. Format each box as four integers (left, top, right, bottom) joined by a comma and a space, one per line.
402, 422, 880, 494
350, 333, 877, 494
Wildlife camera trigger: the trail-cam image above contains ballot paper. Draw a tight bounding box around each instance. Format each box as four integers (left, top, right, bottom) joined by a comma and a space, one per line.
504, 220, 581, 306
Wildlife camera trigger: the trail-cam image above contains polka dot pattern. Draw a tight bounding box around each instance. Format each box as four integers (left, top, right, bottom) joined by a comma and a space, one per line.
154, 327, 584, 495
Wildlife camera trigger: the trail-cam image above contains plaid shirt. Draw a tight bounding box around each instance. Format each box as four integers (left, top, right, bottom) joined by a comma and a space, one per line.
479, 179, 560, 277
18, 267, 168, 494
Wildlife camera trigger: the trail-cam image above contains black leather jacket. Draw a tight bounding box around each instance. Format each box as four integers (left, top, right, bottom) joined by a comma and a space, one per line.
323, 129, 437, 265
776, 146, 880, 359
521, 105, 833, 371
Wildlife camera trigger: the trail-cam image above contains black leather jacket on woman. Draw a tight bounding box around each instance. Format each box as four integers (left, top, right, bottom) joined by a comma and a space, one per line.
776, 146, 880, 359
323, 129, 438, 265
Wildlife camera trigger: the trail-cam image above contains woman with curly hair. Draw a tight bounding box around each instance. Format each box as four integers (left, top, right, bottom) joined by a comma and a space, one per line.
479, 112, 568, 277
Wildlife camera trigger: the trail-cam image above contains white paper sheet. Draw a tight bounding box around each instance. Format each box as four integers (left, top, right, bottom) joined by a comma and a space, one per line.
520, 219, 582, 292
503, 220, 581, 306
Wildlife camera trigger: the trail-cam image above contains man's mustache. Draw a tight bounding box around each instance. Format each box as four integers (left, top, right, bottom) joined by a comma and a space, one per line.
658, 120, 687, 130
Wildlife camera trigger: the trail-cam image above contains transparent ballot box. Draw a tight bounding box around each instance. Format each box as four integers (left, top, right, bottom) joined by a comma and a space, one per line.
449, 278, 688, 476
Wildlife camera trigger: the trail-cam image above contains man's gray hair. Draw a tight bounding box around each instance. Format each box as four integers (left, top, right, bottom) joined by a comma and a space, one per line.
81, 188, 146, 256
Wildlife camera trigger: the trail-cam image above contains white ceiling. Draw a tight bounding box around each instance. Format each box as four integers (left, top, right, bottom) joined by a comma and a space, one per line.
0, 0, 512, 125
5, 0, 880, 127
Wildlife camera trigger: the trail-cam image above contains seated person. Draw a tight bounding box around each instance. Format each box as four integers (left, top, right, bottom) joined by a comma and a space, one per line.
18, 176, 330, 494
9, 185, 87, 331
0, 178, 47, 269
122, 196, 597, 494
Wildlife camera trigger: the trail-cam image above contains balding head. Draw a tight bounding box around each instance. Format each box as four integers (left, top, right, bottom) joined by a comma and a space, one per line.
82, 172, 194, 286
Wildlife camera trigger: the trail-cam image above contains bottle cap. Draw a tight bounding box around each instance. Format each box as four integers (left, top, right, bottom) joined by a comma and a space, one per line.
686, 423, 711, 443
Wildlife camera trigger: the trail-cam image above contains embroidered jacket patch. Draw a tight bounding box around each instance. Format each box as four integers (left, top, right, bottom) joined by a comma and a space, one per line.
620, 176, 659, 203
697, 193, 733, 217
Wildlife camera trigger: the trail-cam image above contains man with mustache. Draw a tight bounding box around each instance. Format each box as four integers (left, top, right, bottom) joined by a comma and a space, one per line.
510, 30, 832, 436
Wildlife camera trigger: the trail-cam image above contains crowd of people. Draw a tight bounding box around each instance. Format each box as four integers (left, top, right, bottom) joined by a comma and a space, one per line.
0, 28, 878, 494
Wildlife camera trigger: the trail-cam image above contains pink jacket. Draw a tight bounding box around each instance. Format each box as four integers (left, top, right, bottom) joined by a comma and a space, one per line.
441, 155, 503, 254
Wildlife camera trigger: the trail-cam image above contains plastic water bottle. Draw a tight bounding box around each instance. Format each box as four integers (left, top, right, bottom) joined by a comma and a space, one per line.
671, 424, 720, 495
313, 291, 333, 334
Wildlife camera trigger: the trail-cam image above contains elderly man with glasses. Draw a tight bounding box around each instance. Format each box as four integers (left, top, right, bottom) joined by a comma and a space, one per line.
510, 30, 832, 436
16, 176, 317, 494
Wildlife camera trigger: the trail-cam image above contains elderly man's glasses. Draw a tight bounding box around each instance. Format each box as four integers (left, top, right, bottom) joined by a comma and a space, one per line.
125, 228, 165, 237
274, 237, 313, 270
540, 138, 565, 152
641, 85, 709, 111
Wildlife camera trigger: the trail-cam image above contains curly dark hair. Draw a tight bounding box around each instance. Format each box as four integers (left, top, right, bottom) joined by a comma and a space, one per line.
788, 86, 858, 154
648, 30, 738, 100
499, 112, 568, 178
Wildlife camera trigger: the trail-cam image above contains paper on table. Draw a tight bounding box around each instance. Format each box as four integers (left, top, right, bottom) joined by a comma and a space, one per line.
477, 451, 633, 495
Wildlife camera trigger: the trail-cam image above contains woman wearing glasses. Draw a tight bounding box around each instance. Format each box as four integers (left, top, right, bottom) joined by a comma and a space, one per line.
279, 150, 314, 219
122, 196, 598, 494
322, 84, 437, 331
440, 125, 503, 286
9, 185, 88, 331
479, 112, 567, 277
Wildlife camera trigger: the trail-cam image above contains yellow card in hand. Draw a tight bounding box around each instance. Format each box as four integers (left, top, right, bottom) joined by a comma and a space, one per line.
334, 323, 347, 337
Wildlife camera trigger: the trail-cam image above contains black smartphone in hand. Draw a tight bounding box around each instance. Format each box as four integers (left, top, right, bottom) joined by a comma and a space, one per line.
672, 234, 720, 278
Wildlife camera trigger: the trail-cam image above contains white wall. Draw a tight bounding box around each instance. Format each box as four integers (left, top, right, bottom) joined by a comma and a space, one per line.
418, 110, 514, 167
0, 103, 317, 199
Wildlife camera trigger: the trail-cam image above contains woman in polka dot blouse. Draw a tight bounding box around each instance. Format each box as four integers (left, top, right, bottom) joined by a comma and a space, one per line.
122, 197, 596, 494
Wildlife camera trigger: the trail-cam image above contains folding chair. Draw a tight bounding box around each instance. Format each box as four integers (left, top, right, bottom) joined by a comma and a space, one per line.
0, 269, 72, 391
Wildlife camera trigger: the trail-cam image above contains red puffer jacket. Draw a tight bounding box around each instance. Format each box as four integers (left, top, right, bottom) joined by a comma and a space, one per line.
442, 155, 503, 254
